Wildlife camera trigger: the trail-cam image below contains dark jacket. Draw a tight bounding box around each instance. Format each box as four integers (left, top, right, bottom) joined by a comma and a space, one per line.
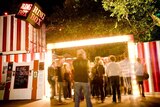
96, 64, 105, 78
72, 58, 89, 83
64, 72, 71, 82
56, 66, 63, 82
48, 66, 56, 84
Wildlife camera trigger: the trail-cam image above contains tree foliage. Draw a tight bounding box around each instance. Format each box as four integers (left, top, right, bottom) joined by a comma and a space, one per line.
46, 0, 160, 43
46, 0, 132, 43
45, 0, 130, 58
102, 0, 160, 42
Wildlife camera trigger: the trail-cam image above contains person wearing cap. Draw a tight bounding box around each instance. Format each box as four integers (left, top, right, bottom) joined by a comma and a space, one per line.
72, 49, 92, 107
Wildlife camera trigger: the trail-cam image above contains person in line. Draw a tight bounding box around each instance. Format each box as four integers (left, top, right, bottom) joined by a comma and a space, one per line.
48, 61, 57, 99
135, 58, 145, 97
119, 54, 132, 95
104, 57, 112, 97
72, 49, 92, 107
106, 55, 121, 103
62, 63, 72, 99
56, 56, 65, 103
89, 62, 95, 98
93, 56, 105, 103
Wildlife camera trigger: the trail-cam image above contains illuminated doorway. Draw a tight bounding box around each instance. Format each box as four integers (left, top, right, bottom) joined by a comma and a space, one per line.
46, 35, 139, 98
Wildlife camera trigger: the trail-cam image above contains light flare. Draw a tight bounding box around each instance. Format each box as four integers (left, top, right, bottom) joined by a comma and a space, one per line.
45, 50, 52, 98
47, 35, 130, 49
128, 42, 139, 96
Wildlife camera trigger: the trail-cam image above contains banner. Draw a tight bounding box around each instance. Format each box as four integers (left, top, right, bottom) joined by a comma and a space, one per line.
15, 2, 46, 28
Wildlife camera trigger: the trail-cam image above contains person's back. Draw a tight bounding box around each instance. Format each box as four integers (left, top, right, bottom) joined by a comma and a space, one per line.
135, 58, 145, 97
96, 64, 105, 77
107, 62, 121, 77
106, 55, 121, 103
57, 66, 63, 82
72, 49, 92, 107
135, 61, 144, 76
73, 57, 89, 83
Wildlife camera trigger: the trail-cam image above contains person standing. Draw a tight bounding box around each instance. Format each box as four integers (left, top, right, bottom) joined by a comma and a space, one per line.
93, 56, 105, 103
119, 55, 132, 95
72, 49, 92, 107
56, 56, 65, 103
106, 55, 121, 103
135, 58, 145, 97
62, 63, 72, 99
48, 62, 57, 99
104, 57, 112, 97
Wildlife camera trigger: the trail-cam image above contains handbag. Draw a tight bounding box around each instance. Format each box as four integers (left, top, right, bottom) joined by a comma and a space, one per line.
143, 72, 149, 80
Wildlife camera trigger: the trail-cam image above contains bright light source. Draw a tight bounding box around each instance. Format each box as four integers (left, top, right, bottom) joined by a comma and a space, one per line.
128, 42, 140, 96
45, 50, 52, 98
4, 12, 8, 16
47, 35, 131, 49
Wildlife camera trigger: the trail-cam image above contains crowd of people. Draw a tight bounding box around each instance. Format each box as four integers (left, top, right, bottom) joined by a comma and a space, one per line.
48, 49, 146, 107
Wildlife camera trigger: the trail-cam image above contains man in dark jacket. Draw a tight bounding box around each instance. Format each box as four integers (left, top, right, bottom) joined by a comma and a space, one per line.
72, 49, 92, 107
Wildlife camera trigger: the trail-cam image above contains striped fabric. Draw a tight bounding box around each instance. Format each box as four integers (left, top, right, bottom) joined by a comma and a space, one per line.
136, 41, 160, 93
0, 14, 46, 82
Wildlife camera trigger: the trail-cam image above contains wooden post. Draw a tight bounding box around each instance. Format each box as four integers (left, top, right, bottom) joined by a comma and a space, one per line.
31, 60, 39, 100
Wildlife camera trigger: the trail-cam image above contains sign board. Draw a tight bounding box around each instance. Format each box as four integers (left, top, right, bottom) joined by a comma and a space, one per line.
15, 3, 33, 19
15, 2, 46, 28
14, 66, 30, 89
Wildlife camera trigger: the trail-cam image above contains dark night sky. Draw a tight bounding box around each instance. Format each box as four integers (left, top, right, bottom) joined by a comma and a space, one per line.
0, 0, 65, 16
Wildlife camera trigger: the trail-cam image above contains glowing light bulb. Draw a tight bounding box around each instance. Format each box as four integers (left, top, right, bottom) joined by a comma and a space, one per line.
4, 12, 8, 15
